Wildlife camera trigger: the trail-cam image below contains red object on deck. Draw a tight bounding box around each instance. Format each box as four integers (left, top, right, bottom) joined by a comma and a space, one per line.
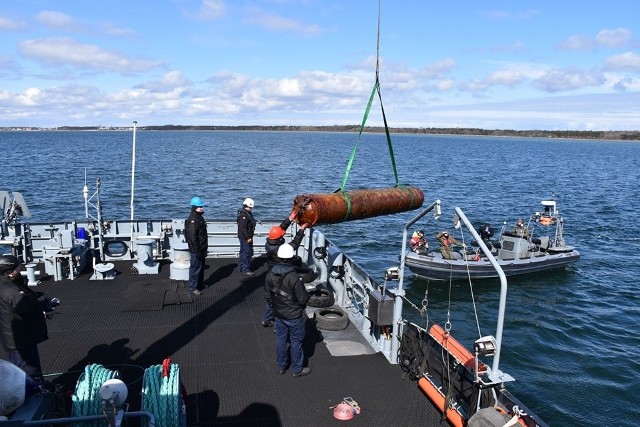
293, 186, 424, 226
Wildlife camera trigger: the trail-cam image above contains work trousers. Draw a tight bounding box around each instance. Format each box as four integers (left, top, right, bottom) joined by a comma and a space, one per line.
274, 315, 306, 374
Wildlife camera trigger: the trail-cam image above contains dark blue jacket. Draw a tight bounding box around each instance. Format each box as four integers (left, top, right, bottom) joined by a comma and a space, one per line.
237, 208, 256, 241
264, 263, 309, 320
0, 275, 48, 351
185, 208, 208, 256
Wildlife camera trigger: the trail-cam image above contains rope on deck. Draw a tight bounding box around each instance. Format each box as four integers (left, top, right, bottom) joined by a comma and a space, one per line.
142, 358, 182, 427
71, 364, 120, 426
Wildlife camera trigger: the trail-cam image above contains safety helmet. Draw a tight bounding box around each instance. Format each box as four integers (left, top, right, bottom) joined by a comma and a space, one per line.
0, 255, 21, 274
243, 198, 254, 208
269, 226, 286, 240
277, 243, 295, 259
190, 196, 205, 207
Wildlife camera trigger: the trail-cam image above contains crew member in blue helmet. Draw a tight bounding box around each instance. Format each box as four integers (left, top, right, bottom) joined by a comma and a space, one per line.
185, 196, 208, 296
0, 255, 48, 381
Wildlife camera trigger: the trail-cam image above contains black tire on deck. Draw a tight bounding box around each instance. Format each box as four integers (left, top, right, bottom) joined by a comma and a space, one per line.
314, 307, 349, 331
307, 288, 335, 308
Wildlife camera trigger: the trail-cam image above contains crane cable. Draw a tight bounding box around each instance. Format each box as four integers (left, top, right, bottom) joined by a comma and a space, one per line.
339, 0, 400, 193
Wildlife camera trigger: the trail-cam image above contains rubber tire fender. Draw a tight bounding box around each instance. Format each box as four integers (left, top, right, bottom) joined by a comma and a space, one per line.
307, 288, 335, 308
314, 307, 349, 331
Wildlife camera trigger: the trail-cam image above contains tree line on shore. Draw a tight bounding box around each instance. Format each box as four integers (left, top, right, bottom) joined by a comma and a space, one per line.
5, 125, 639, 141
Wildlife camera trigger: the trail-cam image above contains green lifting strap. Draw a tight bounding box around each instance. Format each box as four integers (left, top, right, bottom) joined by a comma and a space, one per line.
396, 183, 418, 208
341, 190, 353, 222
338, 77, 400, 191
339, 80, 378, 191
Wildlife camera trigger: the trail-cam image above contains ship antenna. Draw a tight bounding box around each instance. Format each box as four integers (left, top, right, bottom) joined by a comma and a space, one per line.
130, 121, 137, 223
130, 121, 137, 251
83, 167, 89, 219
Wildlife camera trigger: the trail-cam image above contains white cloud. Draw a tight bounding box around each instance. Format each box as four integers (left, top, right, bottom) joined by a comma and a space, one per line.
485, 69, 526, 86
420, 58, 456, 79
559, 27, 633, 51
19, 38, 163, 73
245, 8, 328, 36
604, 51, 640, 72
136, 70, 192, 92
101, 22, 136, 37
35, 11, 76, 30
181, 0, 227, 20
0, 16, 26, 31
435, 79, 454, 91
558, 35, 595, 51
596, 28, 632, 48
533, 68, 604, 92
483, 9, 540, 20
199, 0, 227, 19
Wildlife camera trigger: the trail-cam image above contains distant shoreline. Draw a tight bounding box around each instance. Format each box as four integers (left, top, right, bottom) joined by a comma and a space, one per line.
2, 125, 639, 141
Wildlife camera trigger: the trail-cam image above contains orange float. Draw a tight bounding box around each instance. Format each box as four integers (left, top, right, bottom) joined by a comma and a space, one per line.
418, 376, 465, 427
428, 324, 478, 370
538, 216, 555, 226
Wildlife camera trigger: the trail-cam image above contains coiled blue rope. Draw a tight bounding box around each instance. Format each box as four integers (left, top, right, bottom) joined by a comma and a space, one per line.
71, 364, 119, 427
142, 361, 181, 427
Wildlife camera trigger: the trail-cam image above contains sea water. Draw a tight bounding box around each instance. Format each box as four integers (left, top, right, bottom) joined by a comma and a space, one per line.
2, 130, 640, 426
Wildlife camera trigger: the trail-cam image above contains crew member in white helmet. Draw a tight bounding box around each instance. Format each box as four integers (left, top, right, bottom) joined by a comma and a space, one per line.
264, 244, 311, 377
237, 197, 257, 276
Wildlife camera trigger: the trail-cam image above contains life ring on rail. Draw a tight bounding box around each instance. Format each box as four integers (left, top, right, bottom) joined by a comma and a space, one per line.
538, 216, 555, 226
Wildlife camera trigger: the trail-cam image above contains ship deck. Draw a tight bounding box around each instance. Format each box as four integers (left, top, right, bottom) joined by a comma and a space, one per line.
3, 257, 441, 426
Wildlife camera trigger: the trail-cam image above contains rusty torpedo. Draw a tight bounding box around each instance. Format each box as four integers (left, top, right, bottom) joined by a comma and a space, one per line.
292, 186, 424, 226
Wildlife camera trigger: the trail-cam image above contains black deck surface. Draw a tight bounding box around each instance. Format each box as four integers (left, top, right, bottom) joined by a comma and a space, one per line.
2, 258, 442, 426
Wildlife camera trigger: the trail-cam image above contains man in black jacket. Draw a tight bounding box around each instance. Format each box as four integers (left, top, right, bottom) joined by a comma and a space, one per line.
237, 197, 256, 276
0, 255, 48, 380
261, 210, 308, 327
185, 196, 208, 295
264, 244, 311, 377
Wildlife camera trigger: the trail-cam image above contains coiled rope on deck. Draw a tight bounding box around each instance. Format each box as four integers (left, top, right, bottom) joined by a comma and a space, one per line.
142, 358, 182, 427
72, 364, 120, 425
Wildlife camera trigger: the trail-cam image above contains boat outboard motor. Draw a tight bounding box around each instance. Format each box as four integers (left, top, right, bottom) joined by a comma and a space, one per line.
0, 360, 40, 416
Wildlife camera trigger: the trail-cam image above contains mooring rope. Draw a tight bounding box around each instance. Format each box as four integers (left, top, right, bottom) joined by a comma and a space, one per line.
72, 364, 120, 426
142, 360, 181, 427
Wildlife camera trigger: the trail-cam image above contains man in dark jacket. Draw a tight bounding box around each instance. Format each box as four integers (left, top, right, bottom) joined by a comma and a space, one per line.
0, 255, 48, 380
262, 210, 308, 327
237, 197, 256, 275
185, 196, 208, 295
264, 210, 308, 269
264, 244, 310, 377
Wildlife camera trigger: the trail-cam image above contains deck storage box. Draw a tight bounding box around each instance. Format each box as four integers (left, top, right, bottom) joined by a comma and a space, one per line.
368, 290, 394, 325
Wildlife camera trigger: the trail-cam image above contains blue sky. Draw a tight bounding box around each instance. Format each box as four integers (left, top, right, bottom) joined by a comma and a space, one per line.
1, 0, 639, 130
